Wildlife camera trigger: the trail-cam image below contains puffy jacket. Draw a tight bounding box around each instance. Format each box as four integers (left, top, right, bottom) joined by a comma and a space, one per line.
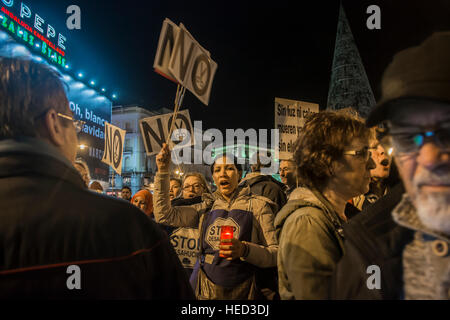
275, 187, 346, 299
0, 138, 194, 299
153, 172, 278, 299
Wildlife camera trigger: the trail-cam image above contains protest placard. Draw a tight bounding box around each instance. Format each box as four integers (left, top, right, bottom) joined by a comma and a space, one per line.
101, 122, 126, 175
274, 97, 319, 160
154, 19, 217, 106
139, 109, 194, 156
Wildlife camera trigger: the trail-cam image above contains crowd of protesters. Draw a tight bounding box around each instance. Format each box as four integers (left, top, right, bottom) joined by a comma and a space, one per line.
0, 32, 449, 300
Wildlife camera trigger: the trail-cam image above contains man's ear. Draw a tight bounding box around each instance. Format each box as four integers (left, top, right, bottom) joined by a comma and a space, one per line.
43, 109, 65, 147
328, 162, 337, 177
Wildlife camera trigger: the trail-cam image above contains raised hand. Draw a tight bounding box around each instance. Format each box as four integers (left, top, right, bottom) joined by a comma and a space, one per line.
156, 143, 171, 173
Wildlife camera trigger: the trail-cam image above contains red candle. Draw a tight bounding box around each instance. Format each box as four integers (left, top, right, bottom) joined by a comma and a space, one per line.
219, 225, 234, 258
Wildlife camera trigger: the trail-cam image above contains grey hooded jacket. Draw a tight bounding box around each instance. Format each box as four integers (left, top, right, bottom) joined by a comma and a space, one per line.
275, 187, 346, 299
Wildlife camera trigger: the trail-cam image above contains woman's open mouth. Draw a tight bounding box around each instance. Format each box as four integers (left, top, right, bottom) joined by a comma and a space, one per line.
219, 180, 231, 188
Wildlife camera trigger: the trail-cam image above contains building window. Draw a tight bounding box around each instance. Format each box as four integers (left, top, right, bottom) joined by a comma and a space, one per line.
124, 156, 131, 171
125, 138, 132, 153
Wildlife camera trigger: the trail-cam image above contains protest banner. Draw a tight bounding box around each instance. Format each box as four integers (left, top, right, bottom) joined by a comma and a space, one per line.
101, 122, 126, 175
274, 97, 319, 160
139, 109, 195, 156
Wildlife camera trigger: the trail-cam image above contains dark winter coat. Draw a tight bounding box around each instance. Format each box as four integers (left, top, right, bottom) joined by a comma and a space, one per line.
239, 172, 287, 214
0, 138, 194, 299
331, 183, 412, 299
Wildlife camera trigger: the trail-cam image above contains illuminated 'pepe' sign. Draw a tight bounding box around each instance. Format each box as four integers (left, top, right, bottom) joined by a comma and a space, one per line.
0, 0, 68, 69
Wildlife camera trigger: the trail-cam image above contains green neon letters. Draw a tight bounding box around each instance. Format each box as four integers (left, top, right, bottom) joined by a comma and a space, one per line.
1, 15, 67, 68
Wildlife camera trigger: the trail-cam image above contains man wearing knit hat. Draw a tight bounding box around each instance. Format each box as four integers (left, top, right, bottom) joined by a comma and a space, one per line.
332, 32, 450, 299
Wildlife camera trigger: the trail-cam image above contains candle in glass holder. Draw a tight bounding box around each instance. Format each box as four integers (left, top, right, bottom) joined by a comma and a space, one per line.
219, 225, 234, 258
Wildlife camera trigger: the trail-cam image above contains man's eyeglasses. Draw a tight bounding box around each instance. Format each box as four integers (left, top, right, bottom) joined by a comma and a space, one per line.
343, 146, 371, 160
183, 183, 203, 191
57, 113, 86, 133
35, 109, 85, 133
389, 122, 450, 155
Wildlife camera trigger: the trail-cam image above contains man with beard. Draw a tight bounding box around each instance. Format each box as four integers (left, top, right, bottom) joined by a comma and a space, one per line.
332, 32, 450, 299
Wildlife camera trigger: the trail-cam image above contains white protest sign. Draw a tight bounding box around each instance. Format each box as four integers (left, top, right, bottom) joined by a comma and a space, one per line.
168, 24, 217, 106
274, 97, 319, 160
153, 18, 180, 83
101, 122, 126, 175
139, 109, 195, 156
170, 227, 200, 269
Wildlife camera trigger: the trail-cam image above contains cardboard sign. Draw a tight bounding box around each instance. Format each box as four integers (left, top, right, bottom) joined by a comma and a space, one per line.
139, 109, 194, 156
153, 18, 180, 83
168, 24, 217, 105
154, 19, 217, 105
101, 122, 126, 175
274, 97, 319, 160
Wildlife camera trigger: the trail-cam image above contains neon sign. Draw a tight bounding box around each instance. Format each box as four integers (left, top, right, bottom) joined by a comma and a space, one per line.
0, 1, 68, 69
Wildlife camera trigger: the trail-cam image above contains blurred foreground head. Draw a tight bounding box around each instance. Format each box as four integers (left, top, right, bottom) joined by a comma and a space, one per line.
367, 32, 450, 235
0, 58, 78, 162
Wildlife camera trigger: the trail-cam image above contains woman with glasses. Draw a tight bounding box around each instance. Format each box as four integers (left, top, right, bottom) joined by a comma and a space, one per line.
181, 172, 210, 199
165, 172, 211, 278
275, 110, 376, 299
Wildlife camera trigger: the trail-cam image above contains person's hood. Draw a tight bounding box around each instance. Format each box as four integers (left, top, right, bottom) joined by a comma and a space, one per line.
239, 172, 286, 190
240, 171, 261, 184
274, 187, 331, 236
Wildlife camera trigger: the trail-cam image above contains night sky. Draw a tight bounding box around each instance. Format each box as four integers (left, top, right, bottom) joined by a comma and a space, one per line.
25, 0, 450, 131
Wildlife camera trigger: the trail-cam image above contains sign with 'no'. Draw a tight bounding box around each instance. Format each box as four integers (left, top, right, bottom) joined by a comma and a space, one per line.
139, 109, 195, 156
101, 122, 126, 175
153, 19, 217, 106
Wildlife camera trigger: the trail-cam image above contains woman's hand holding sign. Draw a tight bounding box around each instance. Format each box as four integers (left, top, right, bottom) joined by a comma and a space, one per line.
156, 143, 171, 173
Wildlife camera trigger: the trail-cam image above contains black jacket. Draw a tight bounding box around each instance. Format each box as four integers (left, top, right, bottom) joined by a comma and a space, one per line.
331, 183, 413, 299
0, 138, 194, 299
239, 172, 287, 214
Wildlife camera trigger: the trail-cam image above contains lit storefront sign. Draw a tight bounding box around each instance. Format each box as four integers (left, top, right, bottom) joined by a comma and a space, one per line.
0, 1, 68, 70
